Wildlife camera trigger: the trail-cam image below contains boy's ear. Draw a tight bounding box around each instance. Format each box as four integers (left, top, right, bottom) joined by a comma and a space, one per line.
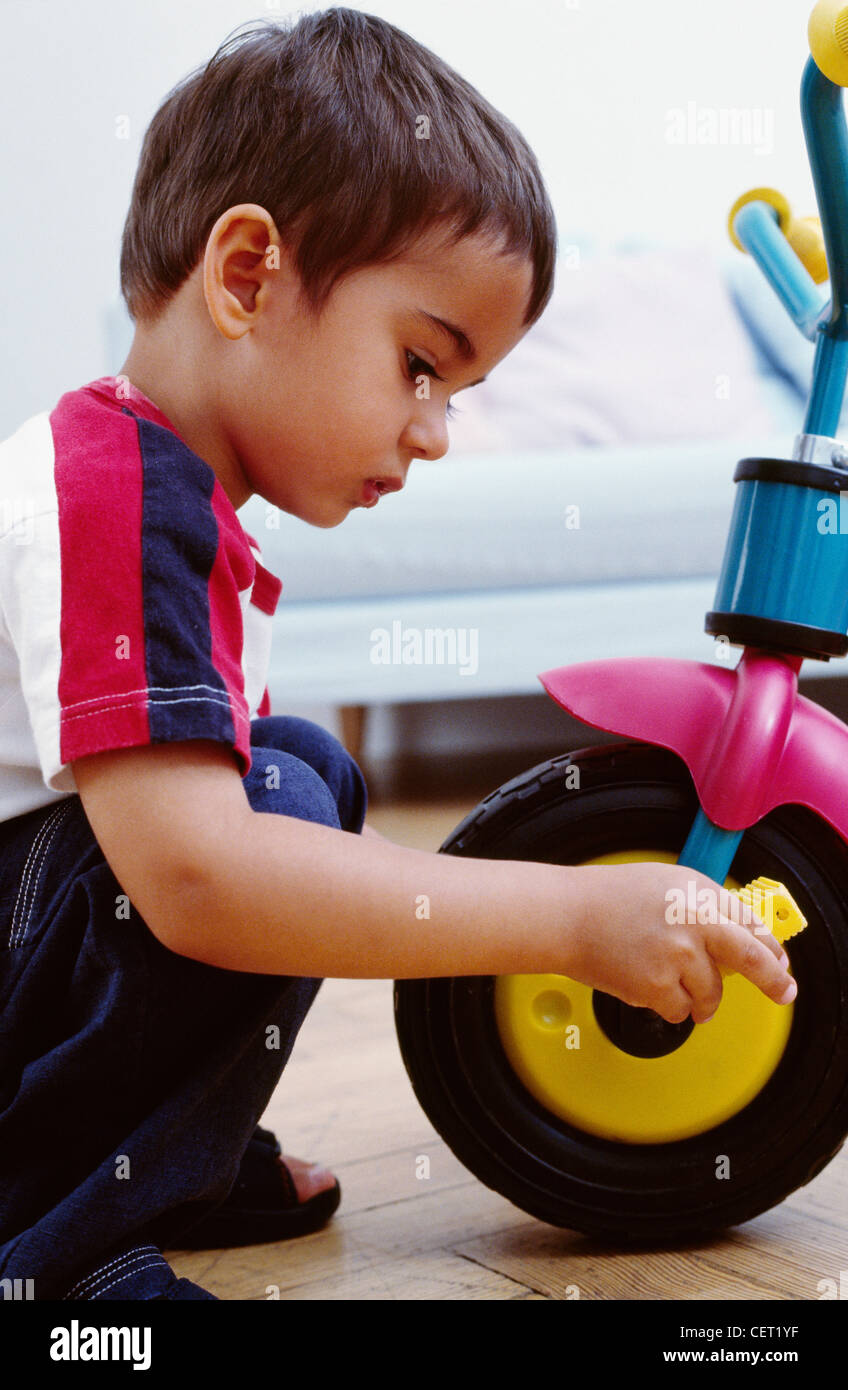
202, 203, 292, 338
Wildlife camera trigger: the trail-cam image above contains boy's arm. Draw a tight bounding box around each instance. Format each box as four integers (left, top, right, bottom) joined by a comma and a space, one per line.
71, 739, 571, 978
71, 741, 796, 1018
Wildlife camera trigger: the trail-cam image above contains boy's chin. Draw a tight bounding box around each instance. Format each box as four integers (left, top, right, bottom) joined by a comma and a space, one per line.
295, 498, 353, 529
262, 492, 351, 528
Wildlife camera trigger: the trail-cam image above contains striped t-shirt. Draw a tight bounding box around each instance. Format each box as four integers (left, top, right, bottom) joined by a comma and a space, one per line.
0, 375, 282, 823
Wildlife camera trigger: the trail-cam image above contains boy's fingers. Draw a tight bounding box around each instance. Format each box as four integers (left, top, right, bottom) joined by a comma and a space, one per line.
748, 920, 789, 968
718, 894, 789, 965
650, 984, 699, 1026
711, 919, 797, 1003
678, 954, 724, 1024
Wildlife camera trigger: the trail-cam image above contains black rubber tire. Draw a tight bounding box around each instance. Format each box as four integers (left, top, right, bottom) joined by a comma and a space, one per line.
393, 742, 848, 1239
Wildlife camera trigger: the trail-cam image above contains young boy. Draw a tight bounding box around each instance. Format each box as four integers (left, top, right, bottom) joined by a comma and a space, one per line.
0, 8, 795, 1302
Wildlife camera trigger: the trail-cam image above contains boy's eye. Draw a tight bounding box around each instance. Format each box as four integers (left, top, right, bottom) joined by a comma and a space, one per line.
405, 350, 460, 421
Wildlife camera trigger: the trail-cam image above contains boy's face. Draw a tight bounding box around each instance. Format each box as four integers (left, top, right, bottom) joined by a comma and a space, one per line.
210, 218, 536, 525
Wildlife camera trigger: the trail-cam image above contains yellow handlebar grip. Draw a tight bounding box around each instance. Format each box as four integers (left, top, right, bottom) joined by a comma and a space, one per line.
728, 188, 792, 253
734, 877, 807, 944
809, 1, 848, 85
786, 215, 829, 283
720, 877, 807, 978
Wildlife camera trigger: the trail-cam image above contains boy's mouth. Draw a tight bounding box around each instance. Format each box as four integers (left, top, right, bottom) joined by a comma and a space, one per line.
361, 477, 403, 506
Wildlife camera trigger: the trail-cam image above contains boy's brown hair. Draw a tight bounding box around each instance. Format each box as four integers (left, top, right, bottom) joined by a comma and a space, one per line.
119, 6, 556, 327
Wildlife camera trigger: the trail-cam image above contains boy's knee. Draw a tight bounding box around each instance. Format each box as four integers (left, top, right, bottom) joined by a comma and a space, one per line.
244, 747, 341, 828
249, 716, 367, 833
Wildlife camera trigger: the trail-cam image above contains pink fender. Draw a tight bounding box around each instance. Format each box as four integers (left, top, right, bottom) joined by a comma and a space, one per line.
539, 653, 848, 842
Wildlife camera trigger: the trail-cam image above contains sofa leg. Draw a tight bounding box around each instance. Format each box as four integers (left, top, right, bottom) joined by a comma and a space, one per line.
339, 704, 367, 762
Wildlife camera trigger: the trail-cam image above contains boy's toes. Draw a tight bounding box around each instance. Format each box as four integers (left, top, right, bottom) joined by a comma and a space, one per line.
280, 1154, 338, 1201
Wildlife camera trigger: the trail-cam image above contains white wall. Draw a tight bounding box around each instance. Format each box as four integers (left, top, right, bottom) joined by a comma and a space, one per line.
1, 0, 817, 437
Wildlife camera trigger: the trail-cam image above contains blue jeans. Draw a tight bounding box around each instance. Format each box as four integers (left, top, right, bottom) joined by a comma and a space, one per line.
0, 716, 367, 1300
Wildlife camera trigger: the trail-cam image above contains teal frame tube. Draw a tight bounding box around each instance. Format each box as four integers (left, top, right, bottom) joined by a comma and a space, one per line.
678, 810, 743, 885
802, 55, 848, 436
682, 58, 848, 885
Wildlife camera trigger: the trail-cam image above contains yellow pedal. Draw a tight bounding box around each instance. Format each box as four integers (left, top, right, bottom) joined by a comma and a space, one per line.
734, 876, 807, 944
786, 216, 829, 284
728, 187, 792, 252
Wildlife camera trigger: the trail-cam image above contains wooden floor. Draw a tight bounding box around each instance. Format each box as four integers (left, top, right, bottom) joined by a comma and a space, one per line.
166, 766, 848, 1301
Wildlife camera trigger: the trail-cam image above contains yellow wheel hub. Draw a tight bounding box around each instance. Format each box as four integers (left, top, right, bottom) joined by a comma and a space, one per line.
494, 850, 794, 1143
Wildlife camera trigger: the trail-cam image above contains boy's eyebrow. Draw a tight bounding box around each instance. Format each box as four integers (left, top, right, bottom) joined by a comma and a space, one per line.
415, 310, 488, 386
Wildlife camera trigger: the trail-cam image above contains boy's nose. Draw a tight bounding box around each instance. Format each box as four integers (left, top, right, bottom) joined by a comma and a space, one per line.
400, 414, 450, 463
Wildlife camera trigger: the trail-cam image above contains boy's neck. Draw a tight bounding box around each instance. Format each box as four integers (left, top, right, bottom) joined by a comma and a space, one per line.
118, 324, 252, 512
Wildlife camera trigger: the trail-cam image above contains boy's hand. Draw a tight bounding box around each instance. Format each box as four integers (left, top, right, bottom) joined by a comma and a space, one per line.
569, 862, 797, 1025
